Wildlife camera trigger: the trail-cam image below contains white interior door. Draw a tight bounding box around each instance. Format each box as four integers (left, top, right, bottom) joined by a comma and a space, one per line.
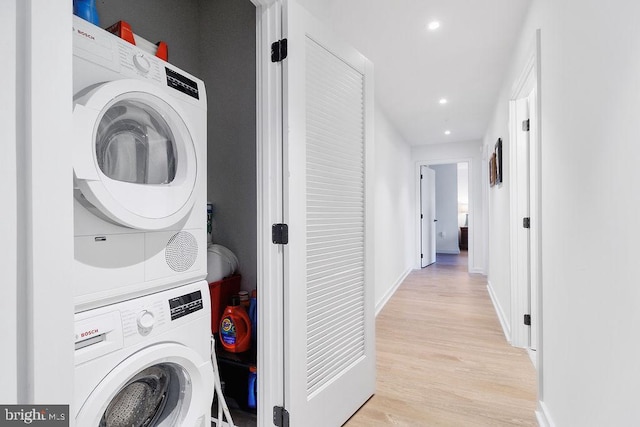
420, 166, 436, 267
282, 1, 376, 425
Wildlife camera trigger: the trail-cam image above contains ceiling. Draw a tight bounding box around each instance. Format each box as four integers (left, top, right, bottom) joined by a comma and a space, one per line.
299, 0, 532, 146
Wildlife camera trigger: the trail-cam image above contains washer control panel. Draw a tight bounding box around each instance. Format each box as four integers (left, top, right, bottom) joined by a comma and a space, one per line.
169, 290, 203, 320
73, 281, 209, 363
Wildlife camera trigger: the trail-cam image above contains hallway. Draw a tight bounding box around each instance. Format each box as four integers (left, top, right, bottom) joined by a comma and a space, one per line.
346, 253, 537, 426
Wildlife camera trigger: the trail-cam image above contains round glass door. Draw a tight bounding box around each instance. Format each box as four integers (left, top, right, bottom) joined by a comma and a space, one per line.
96, 99, 177, 186
75, 343, 212, 427
100, 363, 190, 427
73, 80, 199, 230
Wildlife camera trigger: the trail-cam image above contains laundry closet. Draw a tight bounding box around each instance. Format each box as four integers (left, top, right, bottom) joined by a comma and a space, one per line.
74, 0, 377, 425
93, 0, 259, 424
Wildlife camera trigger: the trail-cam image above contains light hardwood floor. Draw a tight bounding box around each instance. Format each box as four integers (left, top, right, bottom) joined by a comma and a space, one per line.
346, 253, 537, 426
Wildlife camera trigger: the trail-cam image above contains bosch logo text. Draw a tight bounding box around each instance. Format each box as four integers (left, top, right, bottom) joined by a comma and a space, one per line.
76, 29, 95, 40
80, 329, 99, 338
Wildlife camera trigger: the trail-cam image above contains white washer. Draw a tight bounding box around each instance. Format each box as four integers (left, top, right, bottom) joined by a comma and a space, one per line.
74, 281, 214, 426
72, 16, 208, 311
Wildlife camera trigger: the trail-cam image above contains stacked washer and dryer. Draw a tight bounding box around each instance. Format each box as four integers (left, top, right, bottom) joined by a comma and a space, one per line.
71, 16, 214, 426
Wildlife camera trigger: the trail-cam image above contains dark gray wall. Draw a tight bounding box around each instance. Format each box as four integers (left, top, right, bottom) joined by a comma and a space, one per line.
199, 0, 257, 292
96, 0, 201, 75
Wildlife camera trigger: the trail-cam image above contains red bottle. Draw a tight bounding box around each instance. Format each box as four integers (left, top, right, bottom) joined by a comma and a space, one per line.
219, 296, 252, 353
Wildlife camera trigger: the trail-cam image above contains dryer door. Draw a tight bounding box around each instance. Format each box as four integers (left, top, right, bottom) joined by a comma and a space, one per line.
76, 344, 212, 426
73, 79, 198, 230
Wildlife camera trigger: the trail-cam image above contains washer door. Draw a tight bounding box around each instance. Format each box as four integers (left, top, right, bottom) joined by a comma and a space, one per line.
73, 79, 198, 230
77, 344, 211, 426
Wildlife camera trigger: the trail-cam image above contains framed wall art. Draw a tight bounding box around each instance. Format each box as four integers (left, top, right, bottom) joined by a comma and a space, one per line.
495, 138, 503, 184
489, 153, 497, 187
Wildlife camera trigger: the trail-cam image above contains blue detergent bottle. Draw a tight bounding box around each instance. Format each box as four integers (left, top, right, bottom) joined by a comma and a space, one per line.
248, 365, 257, 409
249, 290, 257, 344
73, 0, 99, 26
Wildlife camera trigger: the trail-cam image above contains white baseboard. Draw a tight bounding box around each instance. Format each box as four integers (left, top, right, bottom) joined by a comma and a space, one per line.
486, 281, 511, 342
528, 347, 537, 368
536, 401, 555, 427
469, 267, 485, 274
375, 268, 412, 317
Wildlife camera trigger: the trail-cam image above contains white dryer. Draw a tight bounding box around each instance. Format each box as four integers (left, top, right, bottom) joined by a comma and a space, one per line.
74, 281, 214, 426
72, 16, 208, 311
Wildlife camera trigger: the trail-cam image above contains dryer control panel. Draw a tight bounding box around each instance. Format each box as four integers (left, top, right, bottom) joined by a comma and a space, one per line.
72, 15, 204, 107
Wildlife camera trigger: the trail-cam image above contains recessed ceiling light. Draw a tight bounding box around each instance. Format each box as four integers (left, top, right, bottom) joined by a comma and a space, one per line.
439, 98, 448, 105
428, 21, 441, 31
444, 130, 451, 135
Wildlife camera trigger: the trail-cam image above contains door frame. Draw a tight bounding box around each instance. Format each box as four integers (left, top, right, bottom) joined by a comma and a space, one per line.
252, 0, 286, 426
414, 158, 474, 271
508, 30, 542, 351
508, 28, 543, 404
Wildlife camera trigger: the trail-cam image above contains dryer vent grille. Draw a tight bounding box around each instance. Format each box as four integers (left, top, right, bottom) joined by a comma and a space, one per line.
165, 231, 198, 272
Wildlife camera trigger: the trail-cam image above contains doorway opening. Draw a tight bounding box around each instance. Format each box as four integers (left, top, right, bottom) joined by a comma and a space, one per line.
419, 161, 471, 271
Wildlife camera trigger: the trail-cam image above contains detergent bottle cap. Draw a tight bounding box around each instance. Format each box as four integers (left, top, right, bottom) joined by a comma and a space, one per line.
230, 295, 240, 306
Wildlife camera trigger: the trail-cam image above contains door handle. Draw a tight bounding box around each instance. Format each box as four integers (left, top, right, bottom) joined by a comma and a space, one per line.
433, 219, 438, 222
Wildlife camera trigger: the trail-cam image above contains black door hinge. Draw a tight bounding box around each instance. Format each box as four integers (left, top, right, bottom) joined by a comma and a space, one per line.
523, 217, 530, 229
421, 253, 424, 259
522, 119, 530, 132
271, 39, 288, 62
272, 224, 289, 245
273, 406, 290, 427
524, 314, 532, 326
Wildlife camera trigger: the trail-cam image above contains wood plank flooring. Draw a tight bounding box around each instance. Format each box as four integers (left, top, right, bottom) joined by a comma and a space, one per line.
345, 253, 537, 426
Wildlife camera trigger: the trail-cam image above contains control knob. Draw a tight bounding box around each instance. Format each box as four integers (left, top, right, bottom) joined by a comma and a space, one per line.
137, 310, 155, 334
133, 53, 151, 74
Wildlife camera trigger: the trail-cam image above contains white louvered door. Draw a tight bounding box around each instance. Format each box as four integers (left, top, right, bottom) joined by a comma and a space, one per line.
282, 1, 375, 425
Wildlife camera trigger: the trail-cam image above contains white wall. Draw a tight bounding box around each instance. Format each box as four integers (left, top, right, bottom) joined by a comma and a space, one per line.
483, 132, 512, 328
5, 0, 75, 406
373, 106, 416, 311
0, 0, 18, 404
2, 0, 18, 403
413, 140, 485, 273
430, 164, 460, 254
486, 0, 640, 424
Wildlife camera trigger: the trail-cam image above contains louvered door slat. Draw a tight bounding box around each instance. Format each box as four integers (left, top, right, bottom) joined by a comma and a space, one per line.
304, 35, 366, 397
